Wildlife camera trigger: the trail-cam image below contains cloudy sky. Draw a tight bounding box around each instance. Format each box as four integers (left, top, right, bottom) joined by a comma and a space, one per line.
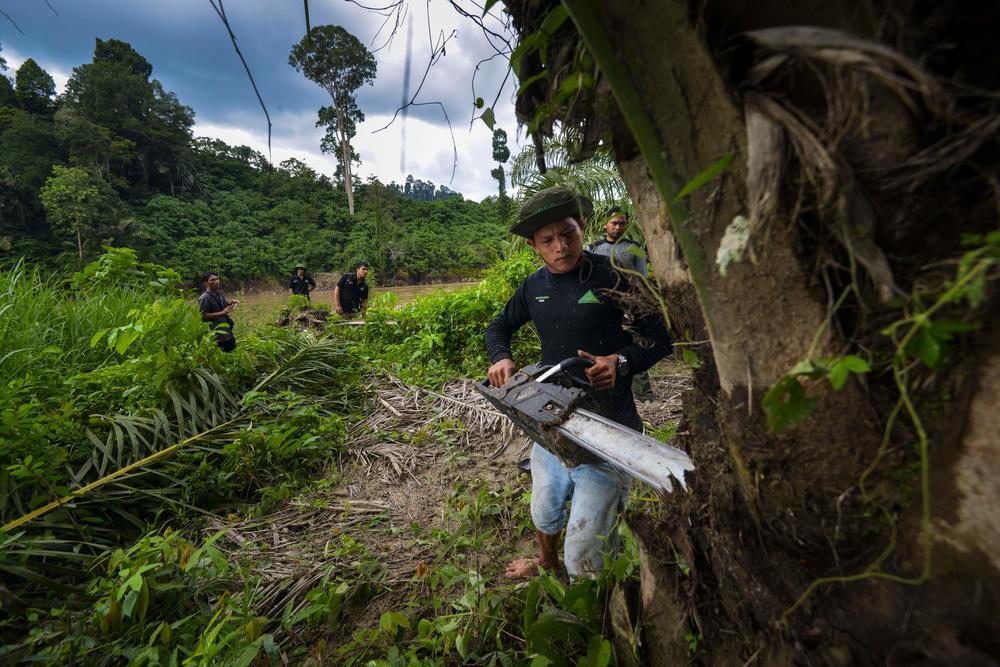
0, 0, 520, 200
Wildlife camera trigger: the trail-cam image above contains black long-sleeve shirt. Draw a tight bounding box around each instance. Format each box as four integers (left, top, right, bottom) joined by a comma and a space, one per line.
485, 252, 672, 429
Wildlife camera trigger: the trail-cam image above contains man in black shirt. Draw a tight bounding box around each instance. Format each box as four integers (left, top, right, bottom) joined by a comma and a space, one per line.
289, 264, 316, 299
486, 186, 672, 579
197, 272, 239, 352
334, 261, 370, 317
587, 206, 647, 276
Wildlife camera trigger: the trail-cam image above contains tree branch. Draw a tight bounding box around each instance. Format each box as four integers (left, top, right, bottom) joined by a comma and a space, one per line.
208, 0, 272, 163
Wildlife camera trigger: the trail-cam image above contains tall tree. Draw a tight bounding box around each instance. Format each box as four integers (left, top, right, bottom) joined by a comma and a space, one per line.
0, 49, 17, 108
289, 25, 376, 216
490, 127, 511, 218
63, 39, 193, 195
14, 59, 55, 114
39, 165, 119, 259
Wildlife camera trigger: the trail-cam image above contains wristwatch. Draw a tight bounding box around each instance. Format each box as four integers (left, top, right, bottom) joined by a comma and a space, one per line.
616, 353, 630, 376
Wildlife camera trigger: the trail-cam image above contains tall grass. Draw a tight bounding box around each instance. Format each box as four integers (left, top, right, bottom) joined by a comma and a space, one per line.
0, 261, 151, 383
0, 251, 360, 586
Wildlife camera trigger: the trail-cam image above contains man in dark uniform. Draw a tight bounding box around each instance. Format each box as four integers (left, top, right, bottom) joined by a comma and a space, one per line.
288, 264, 316, 299
587, 207, 654, 400
197, 272, 239, 352
485, 186, 672, 579
587, 206, 647, 275
334, 261, 370, 317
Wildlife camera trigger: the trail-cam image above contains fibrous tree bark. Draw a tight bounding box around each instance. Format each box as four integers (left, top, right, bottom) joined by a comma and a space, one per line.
507, 0, 1000, 663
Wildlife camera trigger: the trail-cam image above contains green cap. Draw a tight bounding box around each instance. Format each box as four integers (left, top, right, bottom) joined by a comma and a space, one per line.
293, 263, 306, 271
511, 186, 593, 238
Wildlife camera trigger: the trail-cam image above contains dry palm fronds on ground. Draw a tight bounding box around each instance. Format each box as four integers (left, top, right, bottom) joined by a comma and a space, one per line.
206, 372, 521, 638
206, 362, 690, 645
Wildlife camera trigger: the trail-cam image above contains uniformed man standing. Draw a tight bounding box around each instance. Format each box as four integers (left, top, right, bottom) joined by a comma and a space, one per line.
587, 207, 655, 401
334, 261, 370, 318
288, 264, 317, 299
197, 272, 239, 352
587, 206, 647, 275
486, 186, 672, 579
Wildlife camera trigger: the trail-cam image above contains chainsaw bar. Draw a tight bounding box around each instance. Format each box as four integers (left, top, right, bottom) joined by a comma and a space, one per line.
474, 362, 693, 493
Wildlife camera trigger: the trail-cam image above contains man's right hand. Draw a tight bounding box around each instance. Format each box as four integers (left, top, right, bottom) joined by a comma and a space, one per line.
335, 305, 344, 315
488, 358, 517, 387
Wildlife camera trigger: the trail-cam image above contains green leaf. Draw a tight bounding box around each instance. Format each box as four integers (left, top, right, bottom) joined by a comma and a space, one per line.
121, 589, 138, 618
90, 328, 108, 348
481, 107, 496, 131
517, 71, 549, 95
522, 579, 540, 631
581, 636, 612, 667
455, 629, 470, 658
681, 347, 702, 369
558, 75, 580, 96
917, 329, 942, 369
379, 611, 410, 636
125, 572, 144, 592
762, 375, 818, 432
482, 0, 500, 16
475, 96, 485, 109
540, 5, 569, 35
234, 644, 260, 667
114, 328, 142, 355
928, 319, 978, 341
674, 153, 734, 201
826, 354, 870, 390
626, 244, 647, 258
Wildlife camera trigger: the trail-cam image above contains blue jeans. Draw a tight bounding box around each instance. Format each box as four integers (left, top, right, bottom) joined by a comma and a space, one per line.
530, 443, 632, 577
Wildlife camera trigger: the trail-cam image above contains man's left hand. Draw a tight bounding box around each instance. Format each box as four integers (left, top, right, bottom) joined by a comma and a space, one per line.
577, 350, 617, 390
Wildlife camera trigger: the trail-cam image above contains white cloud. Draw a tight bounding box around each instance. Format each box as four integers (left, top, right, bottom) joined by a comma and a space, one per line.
197, 102, 520, 202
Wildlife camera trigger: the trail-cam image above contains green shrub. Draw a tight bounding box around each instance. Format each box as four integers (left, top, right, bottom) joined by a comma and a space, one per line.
355, 250, 540, 386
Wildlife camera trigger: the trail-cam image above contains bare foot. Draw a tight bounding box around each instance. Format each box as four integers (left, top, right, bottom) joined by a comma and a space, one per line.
504, 557, 540, 579
504, 557, 557, 579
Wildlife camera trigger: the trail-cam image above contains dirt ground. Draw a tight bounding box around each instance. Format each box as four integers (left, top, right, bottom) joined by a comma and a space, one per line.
206, 359, 691, 658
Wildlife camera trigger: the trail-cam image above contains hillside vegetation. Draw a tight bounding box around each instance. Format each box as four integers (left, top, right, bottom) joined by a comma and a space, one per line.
0, 39, 506, 286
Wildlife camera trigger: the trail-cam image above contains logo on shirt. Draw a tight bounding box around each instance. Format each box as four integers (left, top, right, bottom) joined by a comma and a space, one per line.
534, 295, 550, 303
577, 290, 601, 304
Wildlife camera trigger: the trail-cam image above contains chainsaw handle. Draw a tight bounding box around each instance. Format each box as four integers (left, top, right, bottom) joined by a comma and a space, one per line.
535, 355, 595, 384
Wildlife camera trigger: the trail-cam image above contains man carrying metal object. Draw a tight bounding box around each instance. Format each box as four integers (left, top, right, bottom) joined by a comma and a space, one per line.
484, 186, 674, 579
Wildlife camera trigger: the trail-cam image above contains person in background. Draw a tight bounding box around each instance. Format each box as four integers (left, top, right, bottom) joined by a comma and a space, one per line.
587, 207, 647, 275
587, 207, 655, 401
486, 186, 672, 579
289, 264, 316, 300
197, 272, 239, 352
334, 261, 370, 318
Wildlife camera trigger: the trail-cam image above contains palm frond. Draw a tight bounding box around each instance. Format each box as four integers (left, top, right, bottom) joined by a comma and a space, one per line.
4, 335, 358, 534
508, 135, 636, 246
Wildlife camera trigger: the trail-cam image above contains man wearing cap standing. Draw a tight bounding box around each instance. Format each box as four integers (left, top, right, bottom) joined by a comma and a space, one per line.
485, 186, 672, 579
334, 261, 370, 318
588, 207, 655, 401
588, 207, 647, 276
289, 265, 317, 300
